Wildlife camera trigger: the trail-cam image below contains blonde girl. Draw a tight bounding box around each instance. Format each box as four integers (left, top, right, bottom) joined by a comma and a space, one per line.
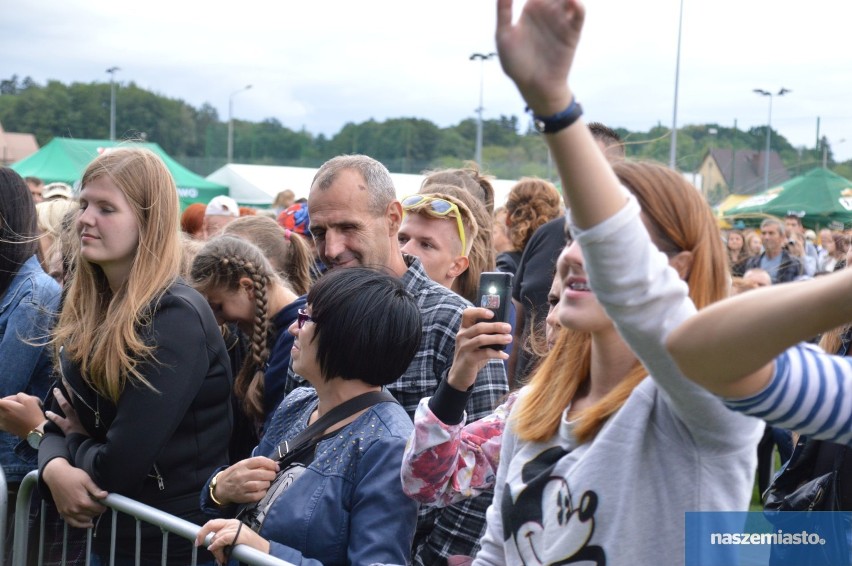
39, 148, 232, 565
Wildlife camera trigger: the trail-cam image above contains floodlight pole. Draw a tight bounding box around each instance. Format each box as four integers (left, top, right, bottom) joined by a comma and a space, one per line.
669, 0, 685, 170
106, 67, 120, 141
753, 87, 790, 189
228, 85, 253, 163
470, 52, 496, 166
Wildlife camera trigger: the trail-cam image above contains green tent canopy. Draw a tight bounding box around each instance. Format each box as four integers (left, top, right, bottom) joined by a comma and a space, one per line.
10, 138, 228, 209
724, 168, 852, 230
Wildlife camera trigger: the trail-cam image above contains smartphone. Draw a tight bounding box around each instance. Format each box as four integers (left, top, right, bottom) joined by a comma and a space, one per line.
477, 272, 513, 350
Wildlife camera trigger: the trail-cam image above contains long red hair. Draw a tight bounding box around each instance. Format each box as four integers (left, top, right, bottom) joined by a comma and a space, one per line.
513, 161, 728, 443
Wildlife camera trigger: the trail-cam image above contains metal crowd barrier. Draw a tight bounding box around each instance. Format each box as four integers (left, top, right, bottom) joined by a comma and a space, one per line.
10, 470, 294, 566
1, 464, 7, 561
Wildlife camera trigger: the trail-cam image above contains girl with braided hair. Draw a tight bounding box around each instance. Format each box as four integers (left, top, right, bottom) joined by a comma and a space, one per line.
190, 235, 305, 457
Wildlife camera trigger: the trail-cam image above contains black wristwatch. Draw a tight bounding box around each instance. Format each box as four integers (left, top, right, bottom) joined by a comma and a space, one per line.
26, 428, 44, 449
528, 97, 584, 134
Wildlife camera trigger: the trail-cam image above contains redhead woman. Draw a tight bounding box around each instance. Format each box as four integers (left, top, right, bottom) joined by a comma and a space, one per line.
38, 148, 231, 565
427, 2, 766, 564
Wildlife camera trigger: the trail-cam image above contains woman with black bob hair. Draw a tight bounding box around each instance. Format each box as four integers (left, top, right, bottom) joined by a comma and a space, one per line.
300, 265, 422, 385
197, 267, 422, 566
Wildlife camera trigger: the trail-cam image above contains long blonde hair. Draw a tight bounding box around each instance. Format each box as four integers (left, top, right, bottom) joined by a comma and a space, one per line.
52, 148, 181, 402
514, 161, 728, 443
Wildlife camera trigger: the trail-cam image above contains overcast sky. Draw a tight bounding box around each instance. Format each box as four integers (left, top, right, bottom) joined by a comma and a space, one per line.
4, 0, 851, 163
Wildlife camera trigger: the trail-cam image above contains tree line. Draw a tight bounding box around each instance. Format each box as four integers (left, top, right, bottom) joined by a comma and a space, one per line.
1, 75, 847, 189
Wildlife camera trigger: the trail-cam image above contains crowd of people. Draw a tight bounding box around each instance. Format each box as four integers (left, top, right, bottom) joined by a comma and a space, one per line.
3, 0, 852, 565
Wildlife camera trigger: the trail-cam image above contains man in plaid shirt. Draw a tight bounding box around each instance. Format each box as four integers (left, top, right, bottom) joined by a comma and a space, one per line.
281, 154, 508, 564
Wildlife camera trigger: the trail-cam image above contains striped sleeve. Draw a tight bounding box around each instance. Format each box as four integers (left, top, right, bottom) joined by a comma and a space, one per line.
724, 343, 852, 445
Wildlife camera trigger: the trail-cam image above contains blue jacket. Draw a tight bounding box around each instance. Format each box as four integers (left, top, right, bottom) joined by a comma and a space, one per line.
203, 387, 418, 566
0, 256, 60, 482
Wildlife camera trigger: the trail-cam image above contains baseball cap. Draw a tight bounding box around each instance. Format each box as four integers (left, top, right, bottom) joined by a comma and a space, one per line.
205, 195, 240, 217
42, 182, 73, 200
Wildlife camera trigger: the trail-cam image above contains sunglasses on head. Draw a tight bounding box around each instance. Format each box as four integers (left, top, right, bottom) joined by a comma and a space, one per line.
401, 194, 467, 255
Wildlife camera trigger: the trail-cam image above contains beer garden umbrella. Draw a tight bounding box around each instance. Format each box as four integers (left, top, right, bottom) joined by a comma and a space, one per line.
724, 168, 852, 230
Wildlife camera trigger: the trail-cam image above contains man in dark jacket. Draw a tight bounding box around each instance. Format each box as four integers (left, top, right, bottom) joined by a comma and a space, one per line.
743, 218, 802, 283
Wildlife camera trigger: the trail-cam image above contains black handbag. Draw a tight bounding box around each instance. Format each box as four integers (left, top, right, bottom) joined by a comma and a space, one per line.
763, 437, 852, 565
763, 437, 846, 514
236, 390, 397, 533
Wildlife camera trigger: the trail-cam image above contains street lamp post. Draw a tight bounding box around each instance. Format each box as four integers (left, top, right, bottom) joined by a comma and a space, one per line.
470, 52, 496, 166
753, 87, 791, 189
669, 0, 685, 170
227, 85, 253, 163
106, 67, 120, 141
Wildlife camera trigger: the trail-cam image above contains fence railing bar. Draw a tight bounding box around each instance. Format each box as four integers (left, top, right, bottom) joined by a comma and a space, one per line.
0, 466, 6, 563
10, 472, 295, 566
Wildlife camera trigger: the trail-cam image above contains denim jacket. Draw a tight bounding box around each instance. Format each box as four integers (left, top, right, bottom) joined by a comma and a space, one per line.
0, 256, 60, 482
202, 387, 419, 566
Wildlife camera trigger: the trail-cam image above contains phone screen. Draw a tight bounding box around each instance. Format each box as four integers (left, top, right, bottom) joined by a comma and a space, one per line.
477, 272, 513, 350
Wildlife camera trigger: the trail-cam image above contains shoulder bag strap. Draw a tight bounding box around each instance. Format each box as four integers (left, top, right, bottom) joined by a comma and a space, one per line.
272, 390, 397, 462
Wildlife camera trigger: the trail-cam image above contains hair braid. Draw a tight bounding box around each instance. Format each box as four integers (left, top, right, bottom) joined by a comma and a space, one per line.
190, 236, 282, 428
232, 258, 270, 424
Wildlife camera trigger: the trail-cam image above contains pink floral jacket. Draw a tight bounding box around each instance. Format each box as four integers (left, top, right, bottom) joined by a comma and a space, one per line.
401, 391, 518, 507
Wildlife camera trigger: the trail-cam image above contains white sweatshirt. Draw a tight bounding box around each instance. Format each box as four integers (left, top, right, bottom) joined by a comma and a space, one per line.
473, 196, 764, 566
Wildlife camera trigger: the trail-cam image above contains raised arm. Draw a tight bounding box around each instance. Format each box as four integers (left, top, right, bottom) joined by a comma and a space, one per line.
496, 0, 626, 227
667, 269, 852, 398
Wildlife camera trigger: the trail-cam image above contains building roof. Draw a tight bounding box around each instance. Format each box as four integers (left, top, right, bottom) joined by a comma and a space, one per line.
0, 122, 39, 165
708, 148, 790, 194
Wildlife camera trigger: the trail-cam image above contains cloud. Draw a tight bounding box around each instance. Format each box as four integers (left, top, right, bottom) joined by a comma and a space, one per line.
4, 0, 851, 160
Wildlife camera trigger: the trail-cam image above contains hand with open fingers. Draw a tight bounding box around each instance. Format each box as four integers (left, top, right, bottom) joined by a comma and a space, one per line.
213, 456, 280, 505
196, 518, 269, 564
447, 307, 512, 392
495, 0, 585, 114
0, 393, 45, 438
42, 458, 107, 528
45, 387, 87, 437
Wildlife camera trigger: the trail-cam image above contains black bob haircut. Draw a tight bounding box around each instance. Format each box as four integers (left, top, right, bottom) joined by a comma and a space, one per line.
306, 267, 422, 385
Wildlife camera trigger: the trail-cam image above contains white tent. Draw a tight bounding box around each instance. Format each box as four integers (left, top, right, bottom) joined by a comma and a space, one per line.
207, 163, 523, 208
206, 164, 317, 205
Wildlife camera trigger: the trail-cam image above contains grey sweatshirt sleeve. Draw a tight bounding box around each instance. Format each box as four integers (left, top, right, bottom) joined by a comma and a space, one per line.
570, 196, 762, 451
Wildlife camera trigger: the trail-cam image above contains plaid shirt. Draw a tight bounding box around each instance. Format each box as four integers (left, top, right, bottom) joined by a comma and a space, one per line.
282, 256, 508, 562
